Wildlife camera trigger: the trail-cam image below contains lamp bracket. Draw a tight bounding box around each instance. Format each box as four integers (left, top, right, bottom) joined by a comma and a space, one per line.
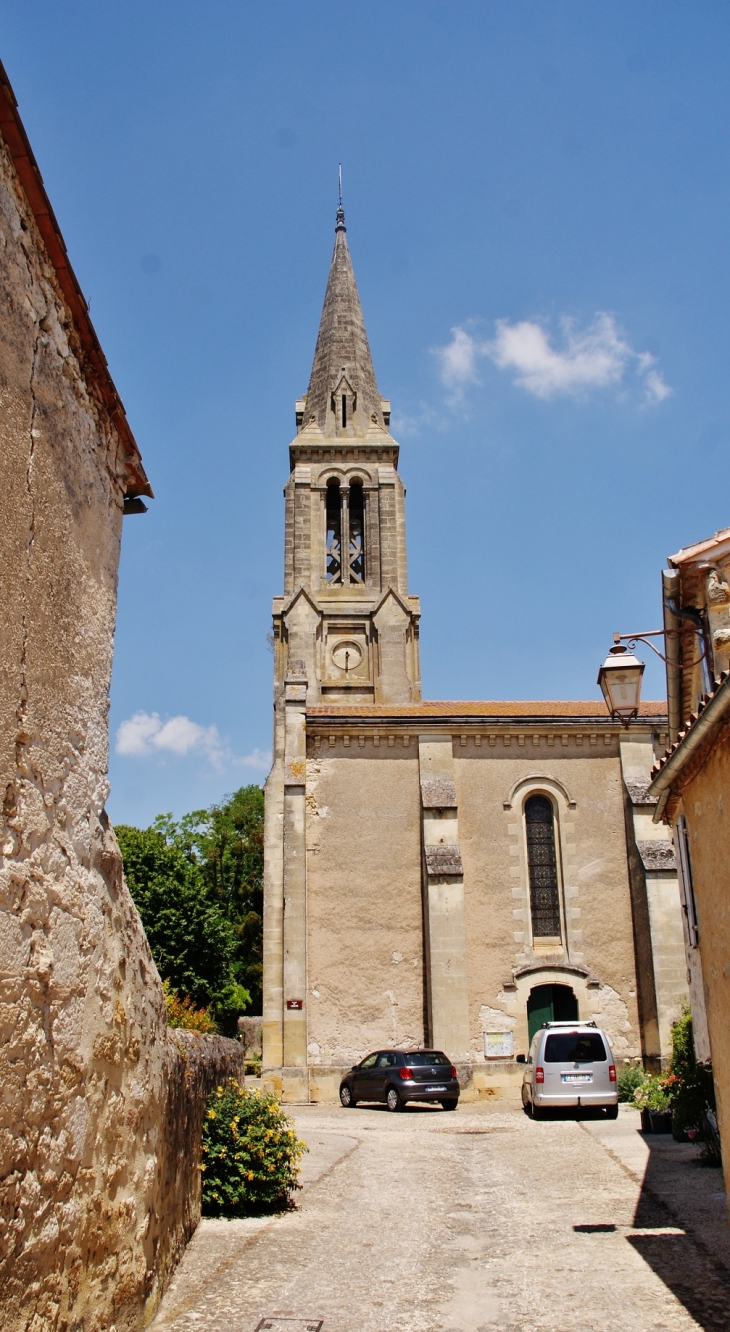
612, 629, 709, 668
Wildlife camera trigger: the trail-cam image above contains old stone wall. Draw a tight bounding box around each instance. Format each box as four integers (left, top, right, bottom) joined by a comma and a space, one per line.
677, 729, 730, 1203
293, 729, 664, 1102
304, 749, 425, 1083
0, 118, 242, 1330
455, 744, 642, 1061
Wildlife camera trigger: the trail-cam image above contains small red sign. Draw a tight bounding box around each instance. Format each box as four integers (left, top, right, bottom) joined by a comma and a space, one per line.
286, 999, 303, 1010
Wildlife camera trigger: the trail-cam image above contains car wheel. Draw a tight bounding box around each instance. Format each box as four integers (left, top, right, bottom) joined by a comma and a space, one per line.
440, 1099, 458, 1111
605, 1103, 619, 1120
386, 1086, 404, 1112
339, 1083, 356, 1108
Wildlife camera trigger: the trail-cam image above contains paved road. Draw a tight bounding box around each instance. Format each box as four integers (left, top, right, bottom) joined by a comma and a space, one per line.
151, 1102, 730, 1332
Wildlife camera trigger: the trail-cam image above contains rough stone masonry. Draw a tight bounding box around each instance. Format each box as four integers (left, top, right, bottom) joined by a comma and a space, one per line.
0, 63, 242, 1331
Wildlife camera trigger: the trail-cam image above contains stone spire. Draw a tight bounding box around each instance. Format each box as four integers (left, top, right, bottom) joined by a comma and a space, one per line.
304, 203, 385, 436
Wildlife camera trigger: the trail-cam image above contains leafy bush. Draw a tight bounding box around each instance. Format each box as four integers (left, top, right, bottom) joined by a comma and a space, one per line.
201, 1080, 307, 1216
617, 1064, 646, 1103
634, 1074, 672, 1112
667, 1008, 719, 1161
163, 979, 218, 1033
668, 1008, 716, 1135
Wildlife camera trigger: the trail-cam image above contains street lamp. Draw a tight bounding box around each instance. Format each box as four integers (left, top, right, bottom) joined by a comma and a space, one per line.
597, 643, 645, 726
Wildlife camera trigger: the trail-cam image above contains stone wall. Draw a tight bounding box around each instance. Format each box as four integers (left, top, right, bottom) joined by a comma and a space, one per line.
268, 720, 682, 1103
674, 729, 730, 1204
0, 100, 242, 1331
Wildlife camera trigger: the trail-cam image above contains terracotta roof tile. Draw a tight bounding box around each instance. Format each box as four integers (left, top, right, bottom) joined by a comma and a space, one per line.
307, 700, 667, 720
650, 672, 730, 781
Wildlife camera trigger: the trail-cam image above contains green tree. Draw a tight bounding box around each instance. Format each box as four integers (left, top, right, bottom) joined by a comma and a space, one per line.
177, 786, 265, 1012
115, 784, 264, 1032
116, 821, 238, 1012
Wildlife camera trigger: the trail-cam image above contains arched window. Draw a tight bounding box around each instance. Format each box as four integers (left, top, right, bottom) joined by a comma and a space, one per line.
348, 482, 365, 583
326, 480, 342, 584
525, 795, 562, 939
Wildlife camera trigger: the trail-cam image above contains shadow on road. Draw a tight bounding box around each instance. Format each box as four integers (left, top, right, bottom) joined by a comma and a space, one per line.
628, 1130, 730, 1332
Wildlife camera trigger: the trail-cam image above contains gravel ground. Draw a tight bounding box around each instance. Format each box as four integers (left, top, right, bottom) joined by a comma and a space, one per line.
150, 1102, 730, 1332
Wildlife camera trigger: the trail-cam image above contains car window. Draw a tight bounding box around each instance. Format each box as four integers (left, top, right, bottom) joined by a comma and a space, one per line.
543, 1033, 607, 1063
404, 1051, 450, 1066
360, 1053, 379, 1068
376, 1052, 398, 1068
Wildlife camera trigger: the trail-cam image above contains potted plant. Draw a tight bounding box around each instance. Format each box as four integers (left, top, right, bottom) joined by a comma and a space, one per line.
634, 1074, 673, 1133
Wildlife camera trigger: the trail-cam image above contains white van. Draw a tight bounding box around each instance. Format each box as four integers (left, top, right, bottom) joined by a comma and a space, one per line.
520, 1021, 619, 1119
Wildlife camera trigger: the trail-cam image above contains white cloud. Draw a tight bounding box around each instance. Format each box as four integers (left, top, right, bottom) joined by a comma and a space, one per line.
434, 326, 482, 391
235, 748, 272, 770
115, 711, 270, 773
433, 314, 671, 404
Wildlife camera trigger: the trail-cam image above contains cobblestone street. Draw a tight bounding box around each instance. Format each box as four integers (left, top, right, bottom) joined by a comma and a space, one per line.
151, 1103, 730, 1332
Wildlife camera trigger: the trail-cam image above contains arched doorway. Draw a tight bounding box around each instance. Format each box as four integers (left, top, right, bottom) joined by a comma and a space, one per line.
527, 983, 578, 1044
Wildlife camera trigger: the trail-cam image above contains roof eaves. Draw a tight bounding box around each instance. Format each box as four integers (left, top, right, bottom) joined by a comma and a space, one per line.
648, 672, 730, 819
0, 61, 152, 500
668, 528, 730, 568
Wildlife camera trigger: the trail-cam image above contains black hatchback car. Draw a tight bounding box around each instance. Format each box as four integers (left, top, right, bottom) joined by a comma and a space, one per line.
339, 1050, 460, 1112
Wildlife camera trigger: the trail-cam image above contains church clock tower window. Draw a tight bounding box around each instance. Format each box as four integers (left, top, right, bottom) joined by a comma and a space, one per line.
348, 481, 365, 583
326, 479, 342, 584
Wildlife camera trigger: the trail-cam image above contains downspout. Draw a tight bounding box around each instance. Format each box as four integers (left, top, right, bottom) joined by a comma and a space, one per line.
662, 569, 682, 744
667, 596, 713, 698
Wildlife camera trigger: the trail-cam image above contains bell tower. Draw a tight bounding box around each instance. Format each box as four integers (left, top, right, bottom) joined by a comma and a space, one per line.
263, 203, 422, 1093
270, 202, 421, 705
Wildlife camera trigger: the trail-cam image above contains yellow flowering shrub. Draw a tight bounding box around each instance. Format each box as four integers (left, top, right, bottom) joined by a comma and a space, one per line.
200, 1079, 307, 1215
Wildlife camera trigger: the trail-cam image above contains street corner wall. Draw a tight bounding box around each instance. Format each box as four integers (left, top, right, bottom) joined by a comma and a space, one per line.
304, 747, 425, 1066
0, 127, 243, 1329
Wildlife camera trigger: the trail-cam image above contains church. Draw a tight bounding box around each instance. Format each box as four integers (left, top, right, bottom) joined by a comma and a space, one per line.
262, 202, 687, 1103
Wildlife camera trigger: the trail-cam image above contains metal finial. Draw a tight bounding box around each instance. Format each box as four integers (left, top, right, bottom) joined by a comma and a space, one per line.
336, 163, 346, 231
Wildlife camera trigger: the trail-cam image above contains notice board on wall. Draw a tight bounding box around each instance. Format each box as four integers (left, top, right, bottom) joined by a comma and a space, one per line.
483, 1031, 514, 1058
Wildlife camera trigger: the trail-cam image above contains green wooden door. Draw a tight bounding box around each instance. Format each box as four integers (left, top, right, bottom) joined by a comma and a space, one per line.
527, 983, 578, 1044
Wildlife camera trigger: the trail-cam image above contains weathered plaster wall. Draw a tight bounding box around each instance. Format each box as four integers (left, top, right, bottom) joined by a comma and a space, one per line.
455, 744, 642, 1062
304, 749, 425, 1078
678, 730, 730, 1200
286, 732, 676, 1102
0, 129, 242, 1330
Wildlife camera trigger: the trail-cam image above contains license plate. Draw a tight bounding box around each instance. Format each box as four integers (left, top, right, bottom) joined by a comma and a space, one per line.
561, 1073, 592, 1083
427, 1085, 447, 1092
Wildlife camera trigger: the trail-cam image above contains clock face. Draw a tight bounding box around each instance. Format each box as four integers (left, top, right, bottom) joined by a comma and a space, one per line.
331, 640, 363, 671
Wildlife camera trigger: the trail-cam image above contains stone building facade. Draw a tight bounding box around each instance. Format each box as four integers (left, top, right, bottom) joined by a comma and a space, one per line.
648, 527, 730, 1200
262, 205, 688, 1103
0, 62, 241, 1331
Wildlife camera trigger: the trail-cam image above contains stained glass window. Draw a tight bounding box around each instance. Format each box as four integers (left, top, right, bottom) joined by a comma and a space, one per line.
525, 795, 562, 938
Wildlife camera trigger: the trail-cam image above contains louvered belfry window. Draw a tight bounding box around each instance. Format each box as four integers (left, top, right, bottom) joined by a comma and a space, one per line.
525, 795, 562, 938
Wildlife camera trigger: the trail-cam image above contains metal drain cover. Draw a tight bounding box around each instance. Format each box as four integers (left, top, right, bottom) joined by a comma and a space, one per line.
255, 1321, 323, 1331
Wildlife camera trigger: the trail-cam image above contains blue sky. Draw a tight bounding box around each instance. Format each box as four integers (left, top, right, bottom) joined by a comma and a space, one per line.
4, 3, 730, 826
